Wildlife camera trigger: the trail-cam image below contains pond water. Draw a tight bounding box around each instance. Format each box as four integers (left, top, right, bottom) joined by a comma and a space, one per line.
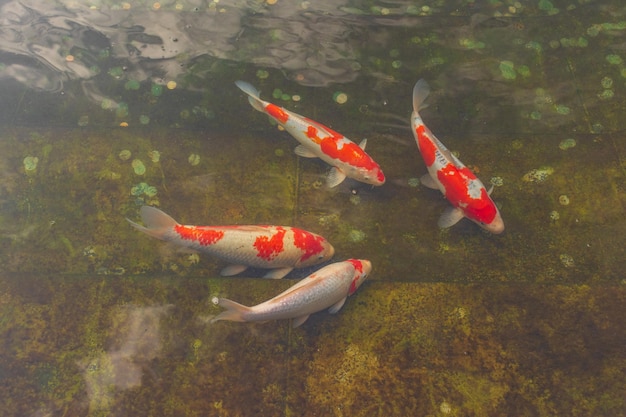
0, 0, 625, 416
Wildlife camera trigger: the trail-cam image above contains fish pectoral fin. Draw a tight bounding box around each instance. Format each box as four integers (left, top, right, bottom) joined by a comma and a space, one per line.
420, 174, 439, 190
263, 267, 293, 279
438, 206, 465, 229
326, 167, 347, 188
294, 144, 318, 158
220, 264, 249, 276
487, 184, 494, 195
358, 138, 367, 150
292, 314, 310, 328
328, 297, 347, 314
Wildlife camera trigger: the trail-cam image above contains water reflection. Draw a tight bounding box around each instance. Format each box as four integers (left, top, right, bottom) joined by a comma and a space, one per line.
78, 304, 172, 412
0, 0, 377, 98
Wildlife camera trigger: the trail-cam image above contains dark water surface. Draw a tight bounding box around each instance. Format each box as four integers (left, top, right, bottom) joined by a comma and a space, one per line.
0, 0, 625, 416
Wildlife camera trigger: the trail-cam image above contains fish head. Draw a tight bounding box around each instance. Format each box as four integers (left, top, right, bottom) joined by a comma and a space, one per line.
295, 237, 335, 268
351, 165, 385, 186
479, 211, 505, 234
347, 259, 372, 295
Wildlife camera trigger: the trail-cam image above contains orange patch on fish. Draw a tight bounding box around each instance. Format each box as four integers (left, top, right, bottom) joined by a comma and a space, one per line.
254, 228, 286, 261
415, 125, 437, 167
266, 103, 289, 124
292, 229, 326, 262
175, 225, 224, 246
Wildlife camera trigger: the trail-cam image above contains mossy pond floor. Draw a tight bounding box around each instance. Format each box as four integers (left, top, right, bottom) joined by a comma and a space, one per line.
1, 0, 626, 415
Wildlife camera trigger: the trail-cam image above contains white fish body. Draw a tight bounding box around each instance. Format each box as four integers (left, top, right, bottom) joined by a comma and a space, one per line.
235, 80, 385, 188
211, 259, 371, 327
127, 206, 334, 279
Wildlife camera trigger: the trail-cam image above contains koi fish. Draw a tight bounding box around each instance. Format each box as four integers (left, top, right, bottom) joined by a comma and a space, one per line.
211, 259, 371, 327
127, 206, 335, 279
410, 79, 504, 234
235, 80, 385, 188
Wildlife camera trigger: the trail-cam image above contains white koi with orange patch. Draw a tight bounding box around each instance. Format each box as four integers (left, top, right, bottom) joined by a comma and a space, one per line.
411, 79, 504, 234
127, 206, 335, 279
235, 80, 385, 188
211, 259, 371, 327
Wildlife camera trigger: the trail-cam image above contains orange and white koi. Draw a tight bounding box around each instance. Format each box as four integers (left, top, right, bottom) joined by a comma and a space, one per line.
235, 80, 385, 188
127, 206, 335, 279
211, 259, 371, 327
411, 79, 504, 234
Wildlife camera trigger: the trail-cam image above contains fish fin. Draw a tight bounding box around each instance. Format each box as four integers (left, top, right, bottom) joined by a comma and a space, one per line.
127, 206, 179, 240
328, 297, 347, 314
234, 80, 265, 113
358, 138, 367, 150
292, 314, 310, 328
420, 174, 439, 189
438, 206, 465, 228
211, 297, 251, 323
294, 144, 318, 158
412, 79, 431, 112
263, 267, 293, 279
326, 167, 347, 188
220, 264, 249, 276
487, 184, 494, 195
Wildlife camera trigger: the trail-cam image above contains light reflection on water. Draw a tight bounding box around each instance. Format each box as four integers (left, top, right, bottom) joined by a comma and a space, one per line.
0, 0, 625, 416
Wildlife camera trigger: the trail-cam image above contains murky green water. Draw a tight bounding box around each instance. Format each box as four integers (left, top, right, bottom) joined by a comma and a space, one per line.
1, 0, 625, 416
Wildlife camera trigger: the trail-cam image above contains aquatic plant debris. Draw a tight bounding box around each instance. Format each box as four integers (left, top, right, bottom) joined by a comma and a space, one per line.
131, 182, 158, 197
23, 156, 39, 171
522, 167, 554, 183
188, 154, 200, 166
558, 138, 576, 150
131, 159, 146, 175
119, 150, 132, 161
499, 61, 516, 80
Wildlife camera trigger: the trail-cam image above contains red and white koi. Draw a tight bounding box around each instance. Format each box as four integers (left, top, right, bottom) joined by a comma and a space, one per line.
235, 80, 385, 188
411, 79, 504, 234
211, 259, 371, 327
127, 206, 335, 279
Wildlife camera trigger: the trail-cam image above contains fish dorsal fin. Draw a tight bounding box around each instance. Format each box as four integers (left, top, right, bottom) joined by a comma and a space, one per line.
420, 174, 439, 190
294, 144, 318, 158
358, 138, 367, 150
326, 167, 347, 188
438, 206, 465, 229
263, 267, 293, 279
220, 264, 249, 276
328, 297, 347, 314
292, 314, 310, 328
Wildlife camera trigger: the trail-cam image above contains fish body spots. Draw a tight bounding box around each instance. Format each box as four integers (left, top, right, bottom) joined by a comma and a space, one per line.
320, 136, 379, 171
437, 166, 497, 224
346, 259, 367, 295
303, 119, 381, 172
254, 228, 287, 261
266, 103, 289, 124
347, 258, 364, 273
415, 124, 437, 167
292, 229, 326, 262
175, 225, 224, 246
305, 125, 322, 144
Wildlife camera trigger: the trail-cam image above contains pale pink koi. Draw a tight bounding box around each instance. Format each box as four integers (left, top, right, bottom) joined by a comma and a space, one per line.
211, 259, 371, 327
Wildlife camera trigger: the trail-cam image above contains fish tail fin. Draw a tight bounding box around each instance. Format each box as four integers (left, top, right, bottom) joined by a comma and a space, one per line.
412, 79, 431, 112
211, 297, 251, 323
126, 206, 179, 241
235, 80, 265, 113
